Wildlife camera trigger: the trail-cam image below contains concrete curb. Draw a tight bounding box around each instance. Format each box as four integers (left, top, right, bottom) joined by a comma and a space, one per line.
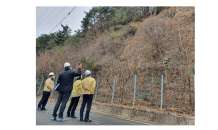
36, 95, 195, 125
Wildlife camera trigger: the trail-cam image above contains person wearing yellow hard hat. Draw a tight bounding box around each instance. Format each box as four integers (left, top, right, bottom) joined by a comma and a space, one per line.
37, 72, 55, 111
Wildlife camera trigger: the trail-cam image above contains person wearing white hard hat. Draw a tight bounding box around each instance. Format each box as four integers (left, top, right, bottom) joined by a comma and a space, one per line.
66, 75, 82, 118
51, 62, 82, 121
79, 70, 96, 122
37, 72, 55, 111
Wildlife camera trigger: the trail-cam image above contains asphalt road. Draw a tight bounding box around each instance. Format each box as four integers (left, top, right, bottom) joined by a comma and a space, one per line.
36, 101, 149, 125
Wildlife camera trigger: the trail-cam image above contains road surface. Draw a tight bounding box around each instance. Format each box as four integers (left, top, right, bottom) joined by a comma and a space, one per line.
36, 101, 149, 125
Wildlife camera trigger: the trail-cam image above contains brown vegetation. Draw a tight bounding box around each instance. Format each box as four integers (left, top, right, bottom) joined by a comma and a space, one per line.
36, 6, 195, 116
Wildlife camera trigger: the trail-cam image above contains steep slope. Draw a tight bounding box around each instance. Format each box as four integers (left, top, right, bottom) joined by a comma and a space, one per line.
36, 6, 195, 115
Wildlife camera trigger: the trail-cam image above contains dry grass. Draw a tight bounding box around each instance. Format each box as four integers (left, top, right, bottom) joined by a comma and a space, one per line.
36, 6, 195, 116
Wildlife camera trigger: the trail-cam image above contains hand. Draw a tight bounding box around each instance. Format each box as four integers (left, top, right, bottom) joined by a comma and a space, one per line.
87, 92, 90, 95
78, 63, 82, 68
56, 91, 59, 93
51, 88, 53, 92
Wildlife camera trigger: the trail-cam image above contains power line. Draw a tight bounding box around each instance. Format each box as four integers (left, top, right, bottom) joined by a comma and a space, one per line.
44, 7, 68, 32
49, 6, 76, 33
36, 7, 50, 23
36, 6, 58, 28
36, 7, 67, 34
36, 6, 58, 29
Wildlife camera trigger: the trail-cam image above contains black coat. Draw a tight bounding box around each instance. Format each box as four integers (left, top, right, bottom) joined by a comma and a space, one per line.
57, 68, 81, 93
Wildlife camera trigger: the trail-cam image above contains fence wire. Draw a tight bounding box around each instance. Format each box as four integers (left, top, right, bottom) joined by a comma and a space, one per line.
95, 72, 114, 103
36, 67, 195, 116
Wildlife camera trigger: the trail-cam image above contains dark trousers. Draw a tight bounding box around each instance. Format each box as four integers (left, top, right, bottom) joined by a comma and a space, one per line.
38, 91, 50, 109
67, 96, 80, 116
52, 91, 71, 118
80, 94, 93, 120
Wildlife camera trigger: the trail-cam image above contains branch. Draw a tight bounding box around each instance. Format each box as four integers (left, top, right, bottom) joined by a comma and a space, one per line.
178, 23, 186, 51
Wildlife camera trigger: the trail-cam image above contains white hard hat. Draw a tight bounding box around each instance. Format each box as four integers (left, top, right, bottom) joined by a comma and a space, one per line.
85, 70, 91, 76
49, 72, 54, 76
64, 62, 71, 68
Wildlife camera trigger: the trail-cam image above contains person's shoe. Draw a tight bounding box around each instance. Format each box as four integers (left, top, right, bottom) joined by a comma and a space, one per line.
69, 115, 77, 118
51, 115, 56, 121
79, 119, 83, 121
56, 116, 67, 122
84, 119, 92, 122
37, 108, 41, 111
72, 115, 77, 118
66, 115, 70, 117
41, 108, 47, 110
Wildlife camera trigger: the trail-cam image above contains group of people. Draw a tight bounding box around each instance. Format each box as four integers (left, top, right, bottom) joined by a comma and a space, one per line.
37, 62, 96, 122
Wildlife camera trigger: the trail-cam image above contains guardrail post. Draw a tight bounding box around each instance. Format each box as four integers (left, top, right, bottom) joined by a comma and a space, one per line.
111, 71, 117, 103
37, 75, 44, 95
193, 67, 195, 92
133, 70, 137, 107
95, 72, 100, 101
51, 74, 58, 97
160, 69, 164, 110
36, 76, 39, 86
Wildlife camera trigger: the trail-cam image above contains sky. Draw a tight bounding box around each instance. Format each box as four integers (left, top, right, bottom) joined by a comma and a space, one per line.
36, 6, 93, 38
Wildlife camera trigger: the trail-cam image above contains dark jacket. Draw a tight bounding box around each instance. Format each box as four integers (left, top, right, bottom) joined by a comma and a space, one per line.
57, 68, 81, 93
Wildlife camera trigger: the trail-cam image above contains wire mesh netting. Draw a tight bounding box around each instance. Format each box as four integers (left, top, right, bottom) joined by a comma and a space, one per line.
113, 70, 134, 106
36, 67, 195, 116
163, 67, 195, 115
95, 72, 114, 103
36, 74, 47, 95
135, 68, 162, 109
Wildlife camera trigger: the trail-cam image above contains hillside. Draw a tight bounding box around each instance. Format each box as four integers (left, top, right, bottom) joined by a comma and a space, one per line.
36, 6, 195, 76
36, 6, 195, 115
